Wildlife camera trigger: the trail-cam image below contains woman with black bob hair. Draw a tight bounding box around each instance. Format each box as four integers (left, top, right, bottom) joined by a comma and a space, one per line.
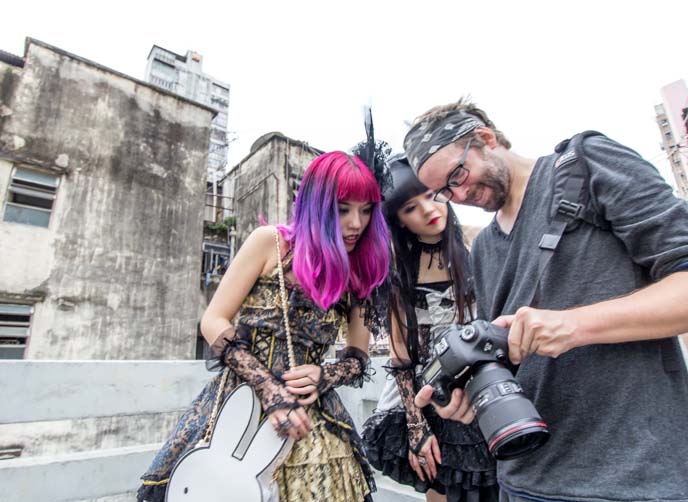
361, 156, 498, 502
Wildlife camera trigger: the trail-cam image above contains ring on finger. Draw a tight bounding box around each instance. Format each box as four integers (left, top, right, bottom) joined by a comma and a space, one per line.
418, 456, 427, 466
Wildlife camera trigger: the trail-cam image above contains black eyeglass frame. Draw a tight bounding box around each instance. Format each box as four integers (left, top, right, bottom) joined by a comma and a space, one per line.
433, 139, 473, 203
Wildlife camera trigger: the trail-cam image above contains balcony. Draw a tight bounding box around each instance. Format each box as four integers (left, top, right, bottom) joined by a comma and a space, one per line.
152, 51, 177, 66
149, 75, 176, 92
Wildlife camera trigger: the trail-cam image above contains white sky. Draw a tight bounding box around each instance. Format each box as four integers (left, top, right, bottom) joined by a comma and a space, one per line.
2, 0, 687, 226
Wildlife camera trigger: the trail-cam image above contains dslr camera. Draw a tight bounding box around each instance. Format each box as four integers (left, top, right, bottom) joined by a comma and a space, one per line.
421, 320, 550, 460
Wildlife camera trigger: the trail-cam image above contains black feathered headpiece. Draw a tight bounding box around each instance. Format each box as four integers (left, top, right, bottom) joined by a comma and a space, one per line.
351, 106, 393, 198
349, 106, 394, 341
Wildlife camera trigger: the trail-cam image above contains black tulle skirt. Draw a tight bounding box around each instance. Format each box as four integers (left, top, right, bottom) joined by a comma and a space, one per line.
361, 405, 499, 502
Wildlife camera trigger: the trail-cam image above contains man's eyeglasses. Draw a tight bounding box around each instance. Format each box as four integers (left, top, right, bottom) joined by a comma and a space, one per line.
433, 139, 473, 203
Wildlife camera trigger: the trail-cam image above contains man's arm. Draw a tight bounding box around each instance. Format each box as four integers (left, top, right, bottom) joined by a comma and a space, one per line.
506, 135, 688, 363
416, 271, 688, 420
502, 271, 688, 364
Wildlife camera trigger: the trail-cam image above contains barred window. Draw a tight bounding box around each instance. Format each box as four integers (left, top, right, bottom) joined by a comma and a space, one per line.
202, 242, 230, 278
4, 167, 59, 227
0, 303, 32, 359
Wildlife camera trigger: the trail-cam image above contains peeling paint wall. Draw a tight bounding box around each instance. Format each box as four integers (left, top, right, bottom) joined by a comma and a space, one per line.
0, 159, 55, 292
0, 41, 214, 359
230, 134, 319, 247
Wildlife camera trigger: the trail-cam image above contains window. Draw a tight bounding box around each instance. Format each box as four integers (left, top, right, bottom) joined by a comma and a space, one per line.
0, 303, 32, 359
213, 110, 228, 128
211, 95, 229, 110
289, 172, 302, 202
210, 128, 227, 142
208, 140, 227, 169
212, 83, 229, 97
202, 242, 231, 281
151, 59, 176, 80
4, 167, 59, 227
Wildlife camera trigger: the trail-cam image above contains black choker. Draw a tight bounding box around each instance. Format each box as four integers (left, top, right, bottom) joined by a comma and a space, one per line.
418, 239, 444, 269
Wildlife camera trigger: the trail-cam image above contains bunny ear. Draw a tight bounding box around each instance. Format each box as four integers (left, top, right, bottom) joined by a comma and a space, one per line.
210, 384, 261, 456
242, 417, 292, 473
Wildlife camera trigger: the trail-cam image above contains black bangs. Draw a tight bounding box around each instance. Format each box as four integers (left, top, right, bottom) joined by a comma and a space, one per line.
383, 156, 429, 218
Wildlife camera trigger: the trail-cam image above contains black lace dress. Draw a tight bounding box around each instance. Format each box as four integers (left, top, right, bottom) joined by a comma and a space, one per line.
137, 259, 375, 502
361, 281, 498, 502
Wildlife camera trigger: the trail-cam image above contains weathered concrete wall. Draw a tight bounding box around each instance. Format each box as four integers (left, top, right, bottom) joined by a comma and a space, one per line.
0, 159, 55, 291
0, 412, 184, 457
229, 133, 320, 247
0, 40, 214, 359
0, 360, 210, 458
0, 359, 424, 502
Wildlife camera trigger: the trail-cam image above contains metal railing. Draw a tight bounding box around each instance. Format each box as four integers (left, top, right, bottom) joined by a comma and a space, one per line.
149, 75, 176, 92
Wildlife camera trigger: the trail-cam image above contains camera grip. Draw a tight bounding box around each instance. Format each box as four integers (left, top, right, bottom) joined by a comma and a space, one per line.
430, 383, 451, 407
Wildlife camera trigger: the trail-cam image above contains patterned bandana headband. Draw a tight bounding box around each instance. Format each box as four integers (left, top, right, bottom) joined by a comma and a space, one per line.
403, 110, 486, 174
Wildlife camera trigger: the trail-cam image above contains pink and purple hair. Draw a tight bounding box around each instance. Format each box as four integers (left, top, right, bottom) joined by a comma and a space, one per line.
278, 151, 390, 310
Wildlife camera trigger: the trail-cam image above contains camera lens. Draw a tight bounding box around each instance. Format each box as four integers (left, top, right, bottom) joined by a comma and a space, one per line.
465, 363, 549, 460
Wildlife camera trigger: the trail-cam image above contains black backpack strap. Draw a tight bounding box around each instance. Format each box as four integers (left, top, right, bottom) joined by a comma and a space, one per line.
528, 131, 604, 307
555, 131, 610, 232
527, 133, 682, 372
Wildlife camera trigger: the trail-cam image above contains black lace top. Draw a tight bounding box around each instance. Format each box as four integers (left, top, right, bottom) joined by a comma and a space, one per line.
236, 266, 351, 377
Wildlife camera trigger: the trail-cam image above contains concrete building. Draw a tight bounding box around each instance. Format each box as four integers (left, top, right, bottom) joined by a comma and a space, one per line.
0, 38, 215, 360
655, 79, 688, 199
227, 132, 322, 248
144, 46, 231, 215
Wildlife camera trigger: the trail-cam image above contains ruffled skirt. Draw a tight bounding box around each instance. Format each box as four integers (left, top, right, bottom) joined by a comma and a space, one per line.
275, 407, 370, 502
361, 404, 498, 502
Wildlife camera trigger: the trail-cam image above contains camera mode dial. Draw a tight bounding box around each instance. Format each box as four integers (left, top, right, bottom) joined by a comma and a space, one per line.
460, 325, 476, 341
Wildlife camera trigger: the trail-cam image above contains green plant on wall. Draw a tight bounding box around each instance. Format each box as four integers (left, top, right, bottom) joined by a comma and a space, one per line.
206, 216, 236, 233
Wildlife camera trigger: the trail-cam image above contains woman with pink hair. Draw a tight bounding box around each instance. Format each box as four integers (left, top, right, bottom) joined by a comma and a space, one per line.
138, 151, 390, 502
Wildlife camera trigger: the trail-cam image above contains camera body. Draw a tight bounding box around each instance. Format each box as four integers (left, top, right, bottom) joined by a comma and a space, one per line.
421, 320, 511, 405
421, 320, 550, 460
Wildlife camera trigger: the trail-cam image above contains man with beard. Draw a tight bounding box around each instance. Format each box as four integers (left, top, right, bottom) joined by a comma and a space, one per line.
404, 98, 688, 502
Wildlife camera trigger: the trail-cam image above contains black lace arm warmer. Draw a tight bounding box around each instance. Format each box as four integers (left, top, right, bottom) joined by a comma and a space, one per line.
387, 358, 432, 454
217, 325, 298, 416
317, 346, 373, 394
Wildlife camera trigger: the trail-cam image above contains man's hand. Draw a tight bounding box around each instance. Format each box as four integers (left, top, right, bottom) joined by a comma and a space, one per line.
414, 385, 475, 424
493, 307, 580, 364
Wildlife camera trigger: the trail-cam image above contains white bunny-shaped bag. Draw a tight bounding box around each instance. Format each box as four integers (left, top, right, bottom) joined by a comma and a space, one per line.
166, 384, 293, 502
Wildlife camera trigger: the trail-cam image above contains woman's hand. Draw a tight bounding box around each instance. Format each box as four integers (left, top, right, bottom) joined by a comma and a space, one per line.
408, 434, 442, 482
268, 406, 312, 441
282, 364, 322, 406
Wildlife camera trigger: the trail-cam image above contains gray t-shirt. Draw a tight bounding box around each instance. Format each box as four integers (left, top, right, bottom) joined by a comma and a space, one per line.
471, 135, 688, 502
